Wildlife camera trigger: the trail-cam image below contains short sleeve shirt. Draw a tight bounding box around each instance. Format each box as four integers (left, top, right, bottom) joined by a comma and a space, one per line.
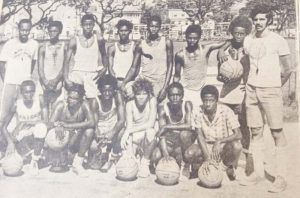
193, 104, 240, 142
243, 30, 290, 87
0, 38, 39, 84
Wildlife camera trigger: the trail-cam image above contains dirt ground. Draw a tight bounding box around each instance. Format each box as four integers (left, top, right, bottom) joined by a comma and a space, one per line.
0, 122, 298, 198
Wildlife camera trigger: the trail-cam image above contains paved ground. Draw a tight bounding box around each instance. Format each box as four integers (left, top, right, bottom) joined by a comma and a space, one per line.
0, 122, 299, 198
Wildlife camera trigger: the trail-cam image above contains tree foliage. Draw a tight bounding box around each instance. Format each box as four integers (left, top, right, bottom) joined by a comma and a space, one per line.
242, 0, 296, 32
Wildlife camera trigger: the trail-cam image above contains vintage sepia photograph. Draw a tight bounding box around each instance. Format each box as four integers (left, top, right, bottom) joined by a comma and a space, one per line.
0, 0, 298, 197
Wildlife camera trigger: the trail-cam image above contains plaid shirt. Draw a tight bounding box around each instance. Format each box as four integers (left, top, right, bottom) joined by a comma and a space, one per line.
193, 104, 240, 142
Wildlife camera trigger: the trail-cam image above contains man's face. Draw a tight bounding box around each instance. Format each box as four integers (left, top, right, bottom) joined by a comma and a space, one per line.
67, 91, 82, 108
19, 22, 31, 43
134, 90, 149, 107
100, 85, 115, 100
21, 85, 35, 101
168, 87, 183, 105
118, 25, 131, 41
253, 13, 268, 33
202, 94, 217, 114
232, 27, 246, 43
186, 32, 200, 47
48, 26, 61, 41
148, 20, 161, 36
81, 19, 95, 35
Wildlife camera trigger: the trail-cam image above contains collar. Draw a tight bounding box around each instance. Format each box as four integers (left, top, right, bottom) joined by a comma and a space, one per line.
200, 104, 223, 124
253, 28, 271, 38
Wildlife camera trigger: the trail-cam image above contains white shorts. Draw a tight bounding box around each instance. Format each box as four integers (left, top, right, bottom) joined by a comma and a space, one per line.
15, 123, 47, 141
69, 70, 100, 98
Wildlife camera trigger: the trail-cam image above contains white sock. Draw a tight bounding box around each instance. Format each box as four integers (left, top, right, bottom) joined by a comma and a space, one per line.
251, 139, 265, 178
275, 146, 288, 179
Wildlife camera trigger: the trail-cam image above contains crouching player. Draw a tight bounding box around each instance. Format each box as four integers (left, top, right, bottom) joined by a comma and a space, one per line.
152, 82, 196, 180
185, 85, 242, 180
47, 83, 95, 176
88, 74, 125, 172
120, 79, 157, 178
0, 80, 48, 175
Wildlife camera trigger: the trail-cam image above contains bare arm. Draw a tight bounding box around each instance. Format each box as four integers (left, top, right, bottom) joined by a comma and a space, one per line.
280, 54, 292, 86
173, 51, 184, 83
108, 91, 125, 137
63, 37, 76, 84
107, 44, 116, 77
40, 95, 48, 123
196, 127, 210, 161
205, 41, 227, 60
216, 40, 231, 63
125, 97, 157, 134
0, 61, 6, 81
38, 45, 47, 86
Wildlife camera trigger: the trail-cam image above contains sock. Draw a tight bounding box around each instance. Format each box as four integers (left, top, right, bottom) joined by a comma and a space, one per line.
251, 139, 265, 178
141, 158, 150, 167
275, 146, 288, 179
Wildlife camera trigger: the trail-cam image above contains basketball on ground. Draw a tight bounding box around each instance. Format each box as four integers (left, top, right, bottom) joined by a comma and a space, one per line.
1, 152, 24, 177
45, 128, 69, 151
219, 57, 243, 81
155, 157, 180, 185
115, 154, 138, 181
198, 160, 223, 188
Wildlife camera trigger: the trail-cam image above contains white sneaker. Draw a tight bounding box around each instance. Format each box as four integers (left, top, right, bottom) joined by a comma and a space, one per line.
239, 172, 263, 186
138, 158, 150, 178
179, 163, 190, 182
268, 176, 287, 193
29, 160, 39, 176
72, 156, 88, 178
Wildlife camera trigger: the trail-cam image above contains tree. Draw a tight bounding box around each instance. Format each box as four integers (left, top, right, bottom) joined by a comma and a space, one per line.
1, 0, 65, 26
68, 0, 133, 34
171, 0, 241, 24
242, 0, 296, 32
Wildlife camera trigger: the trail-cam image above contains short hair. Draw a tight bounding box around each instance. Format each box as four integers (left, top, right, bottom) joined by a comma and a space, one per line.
21, 80, 36, 90
132, 79, 154, 96
200, 85, 219, 101
18, 19, 32, 29
185, 24, 202, 37
48, 20, 63, 33
167, 82, 184, 96
228, 15, 252, 35
68, 83, 85, 98
97, 74, 118, 91
147, 15, 162, 27
81, 14, 95, 24
250, 4, 273, 25
116, 19, 133, 31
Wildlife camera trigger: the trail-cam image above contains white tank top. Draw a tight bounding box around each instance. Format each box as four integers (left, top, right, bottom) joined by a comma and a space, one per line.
96, 97, 117, 122
181, 47, 207, 91
73, 35, 102, 72
113, 41, 134, 79
16, 96, 41, 122
44, 42, 65, 80
129, 99, 151, 125
139, 37, 167, 83
164, 101, 186, 125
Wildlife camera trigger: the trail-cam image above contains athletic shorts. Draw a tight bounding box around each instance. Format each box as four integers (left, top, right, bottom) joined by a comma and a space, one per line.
132, 128, 156, 145
69, 70, 99, 98
14, 123, 48, 141
245, 84, 283, 129
162, 131, 181, 149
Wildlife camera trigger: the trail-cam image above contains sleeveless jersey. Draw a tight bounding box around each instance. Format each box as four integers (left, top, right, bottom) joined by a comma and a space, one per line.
129, 99, 151, 126
164, 101, 186, 125
181, 47, 207, 91
219, 46, 245, 104
113, 41, 134, 79
73, 35, 102, 72
139, 37, 167, 83
44, 42, 65, 80
16, 96, 41, 122
60, 101, 86, 123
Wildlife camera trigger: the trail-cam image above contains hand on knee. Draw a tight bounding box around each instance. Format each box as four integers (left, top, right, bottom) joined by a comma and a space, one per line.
145, 128, 156, 142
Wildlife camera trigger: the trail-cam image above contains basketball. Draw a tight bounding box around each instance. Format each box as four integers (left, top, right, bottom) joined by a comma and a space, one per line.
1, 152, 24, 177
219, 57, 243, 81
45, 128, 70, 151
198, 160, 223, 188
155, 157, 180, 185
115, 154, 138, 181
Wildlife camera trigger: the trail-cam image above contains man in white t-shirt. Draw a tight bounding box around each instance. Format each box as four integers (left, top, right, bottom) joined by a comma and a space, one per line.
238, 4, 292, 193
0, 19, 39, 141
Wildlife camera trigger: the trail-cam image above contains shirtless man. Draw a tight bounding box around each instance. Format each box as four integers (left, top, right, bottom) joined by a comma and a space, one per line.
47, 83, 95, 176
122, 15, 173, 102
152, 82, 196, 180
120, 79, 157, 178
174, 24, 225, 107
88, 74, 125, 172
1, 80, 48, 175
64, 14, 107, 100
38, 21, 67, 112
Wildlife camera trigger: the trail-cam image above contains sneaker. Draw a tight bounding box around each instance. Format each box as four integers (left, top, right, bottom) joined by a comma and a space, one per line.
28, 160, 39, 176
138, 163, 150, 178
179, 163, 190, 181
72, 156, 88, 177
268, 176, 287, 193
226, 166, 236, 181
239, 172, 262, 186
